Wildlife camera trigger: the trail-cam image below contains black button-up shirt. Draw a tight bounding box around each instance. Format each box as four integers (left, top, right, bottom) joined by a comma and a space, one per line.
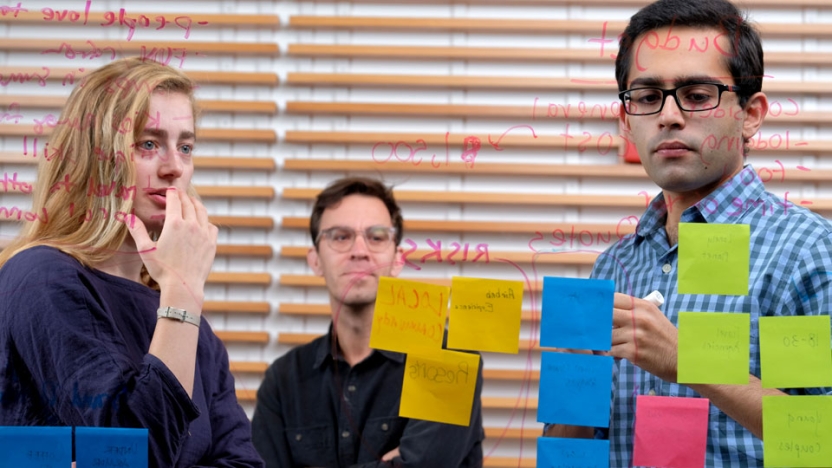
252, 327, 484, 467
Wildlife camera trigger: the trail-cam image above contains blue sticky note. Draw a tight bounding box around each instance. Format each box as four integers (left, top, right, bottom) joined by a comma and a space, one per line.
540, 276, 614, 351
0, 426, 71, 468
537, 351, 614, 427
76, 427, 148, 468
537, 437, 610, 468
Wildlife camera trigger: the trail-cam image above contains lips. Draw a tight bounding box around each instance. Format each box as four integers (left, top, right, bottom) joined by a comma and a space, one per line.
143, 187, 168, 207
655, 141, 692, 158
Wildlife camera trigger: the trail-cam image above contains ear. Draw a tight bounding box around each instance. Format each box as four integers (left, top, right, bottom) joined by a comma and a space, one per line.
307, 247, 324, 276
389, 245, 405, 278
740, 92, 768, 142
619, 100, 632, 134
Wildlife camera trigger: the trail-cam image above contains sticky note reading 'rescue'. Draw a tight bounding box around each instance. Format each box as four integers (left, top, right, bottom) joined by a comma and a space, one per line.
370, 277, 449, 353
0, 426, 71, 468
677, 312, 750, 385
537, 351, 613, 428
633, 396, 709, 468
760, 315, 832, 389
399, 349, 480, 426
76, 427, 148, 468
678, 223, 750, 296
536, 437, 610, 468
448, 276, 523, 354
763, 395, 832, 467
540, 277, 614, 351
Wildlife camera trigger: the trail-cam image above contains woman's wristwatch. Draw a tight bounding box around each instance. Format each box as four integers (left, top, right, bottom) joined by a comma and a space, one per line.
157, 306, 201, 328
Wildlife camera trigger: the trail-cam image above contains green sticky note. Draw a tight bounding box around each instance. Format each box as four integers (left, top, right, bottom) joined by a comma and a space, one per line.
763, 395, 832, 467
677, 312, 750, 384
760, 316, 832, 389
678, 223, 750, 296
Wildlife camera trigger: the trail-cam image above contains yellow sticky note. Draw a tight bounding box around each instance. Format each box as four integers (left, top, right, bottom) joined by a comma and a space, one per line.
370, 277, 449, 353
678, 223, 750, 296
763, 395, 832, 467
447, 277, 523, 354
400, 349, 480, 426
677, 312, 750, 385
760, 316, 832, 389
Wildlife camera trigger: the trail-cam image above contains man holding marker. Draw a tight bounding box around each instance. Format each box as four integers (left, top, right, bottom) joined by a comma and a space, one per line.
252, 177, 484, 467
544, 0, 832, 465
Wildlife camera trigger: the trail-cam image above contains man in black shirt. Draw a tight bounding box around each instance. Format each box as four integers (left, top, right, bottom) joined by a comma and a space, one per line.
252, 177, 484, 467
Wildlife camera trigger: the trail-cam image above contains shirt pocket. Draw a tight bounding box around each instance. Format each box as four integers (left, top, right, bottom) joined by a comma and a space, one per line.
286, 424, 336, 467
360, 416, 405, 458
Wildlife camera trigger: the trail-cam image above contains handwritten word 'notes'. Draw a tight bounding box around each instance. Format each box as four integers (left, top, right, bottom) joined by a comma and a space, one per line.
448, 277, 523, 354
76, 427, 148, 468
678, 312, 750, 385
760, 316, 832, 389
371, 277, 449, 353
0, 426, 71, 467
400, 349, 480, 426
678, 223, 750, 296
763, 395, 832, 467
540, 277, 614, 351
537, 352, 613, 427
633, 396, 709, 468
537, 437, 610, 468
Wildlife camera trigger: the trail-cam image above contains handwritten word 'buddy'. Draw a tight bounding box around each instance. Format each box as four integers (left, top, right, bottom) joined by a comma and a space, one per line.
372, 132, 481, 169
408, 359, 470, 385
587, 19, 743, 66
36, 0, 207, 41
402, 239, 489, 270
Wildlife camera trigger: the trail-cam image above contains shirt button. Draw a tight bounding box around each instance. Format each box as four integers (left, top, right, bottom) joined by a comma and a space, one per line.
342, 431, 350, 438
348, 385, 356, 392
295, 434, 302, 441
381, 423, 389, 431
662, 264, 672, 274
648, 389, 656, 396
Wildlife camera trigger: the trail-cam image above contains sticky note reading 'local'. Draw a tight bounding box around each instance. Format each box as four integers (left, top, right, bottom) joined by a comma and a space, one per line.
633, 396, 709, 468
0, 426, 71, 468
760, 315, 832, 389
370, 277, 449, 353
763, 395, 832, 467
540, 276, 614, 351
76, 427, 148, 468
399, 349, 480, 426
677, 312, 750, 385
537, 351, 613, 428
448, 277, 523, 354
536, 437, 610, 468
678, 223, 750, 296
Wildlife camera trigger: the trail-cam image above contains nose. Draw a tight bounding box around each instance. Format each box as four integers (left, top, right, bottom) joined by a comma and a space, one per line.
158, 148, 184, 180
658, 93, 686, 129
350, 231, 371, 259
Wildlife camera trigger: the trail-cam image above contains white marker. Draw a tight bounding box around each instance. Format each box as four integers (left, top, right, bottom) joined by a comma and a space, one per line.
643, 290, 665, 307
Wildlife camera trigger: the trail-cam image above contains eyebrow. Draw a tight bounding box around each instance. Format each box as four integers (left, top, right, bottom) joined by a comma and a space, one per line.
629, 75, 726, 88
141, 127, 196, 141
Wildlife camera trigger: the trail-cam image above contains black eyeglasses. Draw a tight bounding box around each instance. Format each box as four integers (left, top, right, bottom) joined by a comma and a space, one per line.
619, 83, 741, 116
316, 226, 397, 253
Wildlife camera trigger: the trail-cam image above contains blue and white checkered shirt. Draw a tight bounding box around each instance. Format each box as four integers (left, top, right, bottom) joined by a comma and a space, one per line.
589, 166, 832, 466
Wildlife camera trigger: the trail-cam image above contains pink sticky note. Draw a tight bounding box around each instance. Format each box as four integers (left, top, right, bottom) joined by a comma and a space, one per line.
633, 395, 709, 468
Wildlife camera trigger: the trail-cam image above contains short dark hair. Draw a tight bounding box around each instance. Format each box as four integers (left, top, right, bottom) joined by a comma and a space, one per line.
615, 0, 764, 108
309, 176, 404, 249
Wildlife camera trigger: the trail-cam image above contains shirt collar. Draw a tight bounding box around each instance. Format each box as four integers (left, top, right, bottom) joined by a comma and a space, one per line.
313, 323, 405, 369
636, 164, 762, 237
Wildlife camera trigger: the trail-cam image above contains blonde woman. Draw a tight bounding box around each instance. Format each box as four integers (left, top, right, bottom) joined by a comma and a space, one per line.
0, 58, 263, 467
